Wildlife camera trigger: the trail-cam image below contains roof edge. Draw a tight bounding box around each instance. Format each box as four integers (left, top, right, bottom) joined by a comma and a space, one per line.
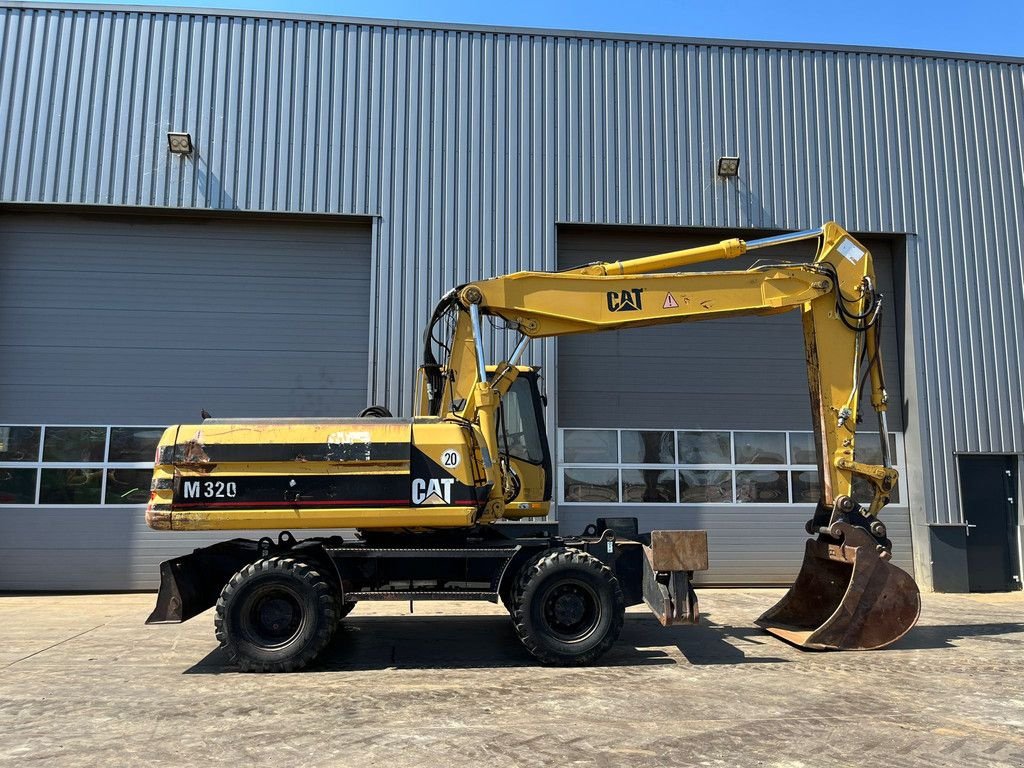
3, 0, 1024, 66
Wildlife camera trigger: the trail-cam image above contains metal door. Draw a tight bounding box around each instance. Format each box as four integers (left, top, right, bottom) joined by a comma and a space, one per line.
958, 455, 1019, 592
555, 227, 913, 585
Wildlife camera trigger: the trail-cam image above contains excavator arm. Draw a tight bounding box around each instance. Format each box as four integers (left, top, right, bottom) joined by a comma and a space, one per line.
431, 222, 895, 520
422, 221, 920, 650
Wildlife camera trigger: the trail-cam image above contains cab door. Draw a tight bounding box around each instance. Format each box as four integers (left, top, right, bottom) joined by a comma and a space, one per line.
496, 372, 553, 516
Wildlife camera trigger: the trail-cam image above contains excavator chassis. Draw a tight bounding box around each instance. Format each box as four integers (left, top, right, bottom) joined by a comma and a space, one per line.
147, 520, 707, 668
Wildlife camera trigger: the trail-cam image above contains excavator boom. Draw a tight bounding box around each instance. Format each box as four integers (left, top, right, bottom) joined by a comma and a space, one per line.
422, 222, 920, 650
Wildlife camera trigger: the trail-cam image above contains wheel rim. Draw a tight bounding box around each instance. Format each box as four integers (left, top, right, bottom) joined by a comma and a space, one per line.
239, 584, 305, 649
539, 578, 602, 643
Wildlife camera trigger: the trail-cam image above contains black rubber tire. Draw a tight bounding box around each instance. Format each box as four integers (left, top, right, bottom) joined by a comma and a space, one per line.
214, 557, 339, 672
512, 548, 625, 665
337, 601, 355, 620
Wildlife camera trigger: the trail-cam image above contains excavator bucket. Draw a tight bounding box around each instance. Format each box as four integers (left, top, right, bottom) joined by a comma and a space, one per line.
755, 529, 921, 650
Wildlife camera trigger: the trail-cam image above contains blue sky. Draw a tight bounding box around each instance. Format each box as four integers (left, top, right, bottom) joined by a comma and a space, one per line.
83, 0, 1024, 58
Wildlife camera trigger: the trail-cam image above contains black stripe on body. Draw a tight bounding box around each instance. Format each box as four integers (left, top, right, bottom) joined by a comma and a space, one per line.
170, 473, 487, 510
173, 474, 410, 509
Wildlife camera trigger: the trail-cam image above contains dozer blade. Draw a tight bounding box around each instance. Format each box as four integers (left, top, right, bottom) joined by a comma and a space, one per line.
146, 539, 260, 624
755, 527, 920, 650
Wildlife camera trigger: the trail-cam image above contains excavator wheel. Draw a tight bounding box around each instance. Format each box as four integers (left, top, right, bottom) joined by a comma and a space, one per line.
512, 548, 625, 665
215, 557, 340, 672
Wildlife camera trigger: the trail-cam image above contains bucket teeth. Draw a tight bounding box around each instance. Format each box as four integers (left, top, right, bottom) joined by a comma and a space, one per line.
755, 523, 921, 651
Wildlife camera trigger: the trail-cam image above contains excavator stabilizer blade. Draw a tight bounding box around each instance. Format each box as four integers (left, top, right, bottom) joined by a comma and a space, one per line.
755, 536, 921, 650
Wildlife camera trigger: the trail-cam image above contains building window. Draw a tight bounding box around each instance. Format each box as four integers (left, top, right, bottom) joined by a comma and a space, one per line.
563, 468, 619, 503
734, 432, 787, 464
0, 425, 163, 506
678, 431, 731, 464
562, 429, 618, 464
621, 431, 675, 464
42, 427, 106, 462
679, 469, 733, 503
622, 468, 676, 503
736, 469, 788, 503
559, 428, 905, 506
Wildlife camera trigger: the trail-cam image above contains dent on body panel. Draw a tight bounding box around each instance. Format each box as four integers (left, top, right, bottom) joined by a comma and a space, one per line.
179, 429, 218, 474
181, 429, 210, 463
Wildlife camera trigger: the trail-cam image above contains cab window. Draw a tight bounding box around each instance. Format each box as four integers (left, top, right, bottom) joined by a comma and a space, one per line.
499, 377, 545, 465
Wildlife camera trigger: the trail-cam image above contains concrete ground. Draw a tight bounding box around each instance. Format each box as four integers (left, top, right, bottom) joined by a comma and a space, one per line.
0, 590, 1022, 767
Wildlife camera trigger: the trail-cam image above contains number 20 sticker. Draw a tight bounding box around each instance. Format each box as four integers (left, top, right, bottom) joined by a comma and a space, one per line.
441, 449, 461, 468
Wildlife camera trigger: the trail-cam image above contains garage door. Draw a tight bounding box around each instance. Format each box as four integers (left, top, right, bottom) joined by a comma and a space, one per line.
0, 212, 372, 590
554, 227, 914, 585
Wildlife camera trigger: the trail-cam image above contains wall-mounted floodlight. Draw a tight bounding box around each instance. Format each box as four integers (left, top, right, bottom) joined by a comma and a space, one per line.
717, 156, 740, 178
167, 132, 193, 155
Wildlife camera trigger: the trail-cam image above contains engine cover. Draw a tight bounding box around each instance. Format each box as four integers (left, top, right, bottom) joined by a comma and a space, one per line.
146, 417, 495, 531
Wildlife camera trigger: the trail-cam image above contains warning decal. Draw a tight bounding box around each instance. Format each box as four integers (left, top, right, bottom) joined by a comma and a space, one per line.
663, 292, 679, 309
837, 238, 865, 265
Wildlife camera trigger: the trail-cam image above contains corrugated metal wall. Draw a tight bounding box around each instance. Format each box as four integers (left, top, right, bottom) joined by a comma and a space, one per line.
1, 4, 1022, 525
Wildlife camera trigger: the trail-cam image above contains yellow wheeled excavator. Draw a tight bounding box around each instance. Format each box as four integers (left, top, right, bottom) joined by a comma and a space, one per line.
146, 222, 920, 671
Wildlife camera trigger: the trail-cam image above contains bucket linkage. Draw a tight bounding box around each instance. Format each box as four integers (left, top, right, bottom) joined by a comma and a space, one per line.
756, 502, 921, 651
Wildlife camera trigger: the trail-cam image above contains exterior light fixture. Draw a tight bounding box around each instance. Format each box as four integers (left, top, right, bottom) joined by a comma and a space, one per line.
167, 132, 193, 155
717, 156, 740, 178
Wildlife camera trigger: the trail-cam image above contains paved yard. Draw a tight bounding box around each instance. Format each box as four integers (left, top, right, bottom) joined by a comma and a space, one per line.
0, 589, 1022, 767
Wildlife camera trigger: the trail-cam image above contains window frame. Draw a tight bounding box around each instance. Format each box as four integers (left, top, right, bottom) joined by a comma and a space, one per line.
0, 424, 163, 507
558, 427, 906, 507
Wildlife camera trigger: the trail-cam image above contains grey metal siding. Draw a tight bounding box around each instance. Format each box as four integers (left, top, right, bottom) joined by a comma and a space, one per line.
558, 504, 914, 586
0, 508, 355, 591
0, 5, 1022, 527
0, 211, 371, 590
556, 228, 903, 431
0, 213, 371, 422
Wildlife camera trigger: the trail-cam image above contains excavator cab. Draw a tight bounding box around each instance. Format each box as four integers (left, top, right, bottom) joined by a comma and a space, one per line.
415, 362, 553, 514
491, 370, 553, 509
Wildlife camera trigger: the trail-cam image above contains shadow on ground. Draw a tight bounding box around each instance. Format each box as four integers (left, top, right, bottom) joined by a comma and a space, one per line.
183, 612, 792, 674
888, 622, 1024, 650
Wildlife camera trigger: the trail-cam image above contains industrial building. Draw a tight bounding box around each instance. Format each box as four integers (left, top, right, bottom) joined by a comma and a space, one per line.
0, 2, 1021, 592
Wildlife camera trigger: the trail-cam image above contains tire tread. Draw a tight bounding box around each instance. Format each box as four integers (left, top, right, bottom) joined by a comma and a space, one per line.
511, 548, 625, 666
214, 556, 338, 673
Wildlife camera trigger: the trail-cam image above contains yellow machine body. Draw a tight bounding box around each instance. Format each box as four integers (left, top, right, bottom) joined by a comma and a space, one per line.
148, 371, 551, 532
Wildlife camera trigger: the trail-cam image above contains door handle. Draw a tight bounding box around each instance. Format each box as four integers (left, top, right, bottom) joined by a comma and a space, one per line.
965, 521, 977, 537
